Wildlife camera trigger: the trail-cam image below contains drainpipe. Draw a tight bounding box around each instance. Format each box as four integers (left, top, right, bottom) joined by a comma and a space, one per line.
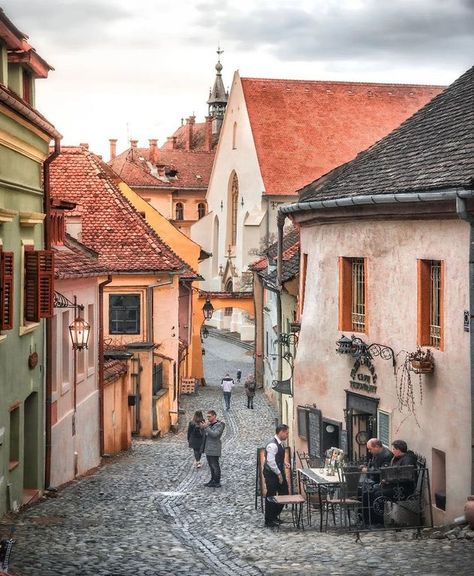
276, 212, 286, 422
456, 196, 474, 494
44, 137, 61, 489
98, 275, 113, 456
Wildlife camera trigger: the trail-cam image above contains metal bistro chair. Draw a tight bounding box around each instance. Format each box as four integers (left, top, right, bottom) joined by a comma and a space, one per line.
325, 468, 361, 530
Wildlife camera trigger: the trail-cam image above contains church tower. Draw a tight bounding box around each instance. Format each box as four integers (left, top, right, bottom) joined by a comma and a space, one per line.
207, 46, 228, 135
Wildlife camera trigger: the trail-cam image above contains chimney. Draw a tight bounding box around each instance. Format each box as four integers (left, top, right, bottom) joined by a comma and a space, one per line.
148, 139, 158, 163
109, 138, 117, 160
167, 136, 177, 150
79, 143, 89, 150
130, 139, 138, 148
205, 116, 213, 152
185, 116, 195, 151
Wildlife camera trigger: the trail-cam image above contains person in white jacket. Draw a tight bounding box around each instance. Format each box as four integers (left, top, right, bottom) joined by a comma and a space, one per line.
221, 373, 234, 410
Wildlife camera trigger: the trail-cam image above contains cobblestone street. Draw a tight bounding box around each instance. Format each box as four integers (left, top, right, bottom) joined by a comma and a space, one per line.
2, 336, 473, 575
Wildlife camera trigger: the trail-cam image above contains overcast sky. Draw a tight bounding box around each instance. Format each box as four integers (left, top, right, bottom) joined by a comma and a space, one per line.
3, 0, 473, 159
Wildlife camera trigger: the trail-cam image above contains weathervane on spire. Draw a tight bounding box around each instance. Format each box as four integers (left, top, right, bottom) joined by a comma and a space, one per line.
208, 44, 228, 135
217, 44, 224, 61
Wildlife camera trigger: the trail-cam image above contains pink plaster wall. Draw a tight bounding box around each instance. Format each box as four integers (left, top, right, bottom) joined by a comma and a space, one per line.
294, 218, 471, 523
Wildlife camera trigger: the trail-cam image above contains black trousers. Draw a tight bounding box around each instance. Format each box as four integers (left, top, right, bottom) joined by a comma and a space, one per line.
193, 449, 202, 462
206, 455, 221, 483
264, 471, 288, 523
247, 395, 254, 408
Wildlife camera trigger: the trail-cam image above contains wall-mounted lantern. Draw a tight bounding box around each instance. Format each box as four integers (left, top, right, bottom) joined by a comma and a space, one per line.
54, 291, 90, 350
201, 326, 209, 339
202, 296, 214, 320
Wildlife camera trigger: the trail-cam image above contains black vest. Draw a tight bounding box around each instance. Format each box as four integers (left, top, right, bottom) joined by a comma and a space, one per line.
264, 437, 285, 474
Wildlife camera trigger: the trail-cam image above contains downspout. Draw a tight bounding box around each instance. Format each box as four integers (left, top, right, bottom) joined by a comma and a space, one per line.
44, 137, 61, 489
456, 196, 474, 494
98, 275, 113, 456
276, 212, 286, 421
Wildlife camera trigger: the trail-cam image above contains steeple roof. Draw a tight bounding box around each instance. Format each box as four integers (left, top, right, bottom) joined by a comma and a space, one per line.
207, 46, 228, 108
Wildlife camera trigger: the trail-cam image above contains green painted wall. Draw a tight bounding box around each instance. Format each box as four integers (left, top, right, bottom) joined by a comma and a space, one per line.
0, 111, 49, 516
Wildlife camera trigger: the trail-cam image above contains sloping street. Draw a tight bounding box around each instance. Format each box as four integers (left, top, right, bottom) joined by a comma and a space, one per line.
2, 336, 473, 575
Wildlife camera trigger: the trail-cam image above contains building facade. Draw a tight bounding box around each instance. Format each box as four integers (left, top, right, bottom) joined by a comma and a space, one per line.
0, 10, 60, 515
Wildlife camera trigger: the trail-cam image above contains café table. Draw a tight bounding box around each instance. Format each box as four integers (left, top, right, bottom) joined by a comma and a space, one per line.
298, 468, 342, 532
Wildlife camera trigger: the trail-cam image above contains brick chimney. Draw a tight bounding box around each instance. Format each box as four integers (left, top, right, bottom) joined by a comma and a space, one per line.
205, 115, 213, 152
167, 136, 177, 150
149, 139, 158, 163
109, 138, 117, 160
184, 116, 195, 151
130, 139, 138, 148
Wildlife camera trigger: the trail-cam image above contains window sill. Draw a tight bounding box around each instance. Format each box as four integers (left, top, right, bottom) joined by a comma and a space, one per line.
9, 460, 19, 472
61, 381, 71, 396
19, 322, 40, 336
0, 334, 6, 345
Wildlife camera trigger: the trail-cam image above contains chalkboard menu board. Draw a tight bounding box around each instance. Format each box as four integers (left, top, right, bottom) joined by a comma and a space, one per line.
340, 429, 348, 455
297, 407, 308, 439
307, 408, 322, 458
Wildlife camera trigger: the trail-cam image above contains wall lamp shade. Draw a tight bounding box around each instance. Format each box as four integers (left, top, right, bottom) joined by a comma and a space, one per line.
69, 316, 91, 350
201, 326, 209, 339
336, 335, 354, 354
202, 298, 214, 320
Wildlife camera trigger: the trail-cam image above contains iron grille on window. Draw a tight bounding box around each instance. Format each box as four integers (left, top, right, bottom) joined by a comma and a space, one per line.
153, 363, 163, 394
109, 294, 140, 334
351, 258, 365, 332
430, 260, 441, 347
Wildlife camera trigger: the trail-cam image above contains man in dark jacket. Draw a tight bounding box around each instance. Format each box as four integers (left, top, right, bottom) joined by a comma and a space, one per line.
366, 438, 392, 481
201, 410, 225, 487
263, 424, 290, 528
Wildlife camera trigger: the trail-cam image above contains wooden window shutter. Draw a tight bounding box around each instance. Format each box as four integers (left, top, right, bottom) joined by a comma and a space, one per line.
25, 250, 39, 322
0, 250, 14, 330
38, 250, 54, 318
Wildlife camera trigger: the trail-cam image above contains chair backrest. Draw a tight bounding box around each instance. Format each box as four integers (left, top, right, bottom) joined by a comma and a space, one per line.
297, 451, 310, 469
380, 465, 416, 484
341, 469, 361, 499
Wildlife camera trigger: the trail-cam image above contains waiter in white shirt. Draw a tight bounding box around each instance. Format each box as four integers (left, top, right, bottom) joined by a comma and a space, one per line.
263, 424, 290, 527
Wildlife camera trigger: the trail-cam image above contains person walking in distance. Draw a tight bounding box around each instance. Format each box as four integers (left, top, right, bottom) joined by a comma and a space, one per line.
201, 410, 225, 487
244, 374, 256, 409
187, 410, 205, 468
236, 369, 242, 384
221, 373, 234, 410
263, 424, 290, 527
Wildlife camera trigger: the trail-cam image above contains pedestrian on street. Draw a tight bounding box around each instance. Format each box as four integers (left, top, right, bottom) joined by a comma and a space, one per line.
263, 424, 290, 528
221, 373, 234, 410
236, 369, 242, 384
244, 374, 256, 409
201, 410, 225, 487
187, 410, 205, 468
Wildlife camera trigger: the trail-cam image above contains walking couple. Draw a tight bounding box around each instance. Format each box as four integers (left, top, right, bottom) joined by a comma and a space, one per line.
187, 409, 225, 487
221, 372, 256, 410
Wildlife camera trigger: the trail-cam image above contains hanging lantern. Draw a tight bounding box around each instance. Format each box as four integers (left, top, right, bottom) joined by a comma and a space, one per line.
202, 297, 214, 320
69, 315, 91, 350
336, 335, 353, 355
201, 326, 209, 339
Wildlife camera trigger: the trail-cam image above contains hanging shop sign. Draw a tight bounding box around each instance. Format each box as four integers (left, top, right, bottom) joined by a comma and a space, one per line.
349, 357, 377, 394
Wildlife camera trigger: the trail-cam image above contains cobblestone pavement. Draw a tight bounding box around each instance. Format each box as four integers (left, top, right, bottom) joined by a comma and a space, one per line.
3, 335, 474, 575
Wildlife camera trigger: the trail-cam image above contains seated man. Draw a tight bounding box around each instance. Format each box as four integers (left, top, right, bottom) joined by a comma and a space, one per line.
365, 438, 392, 481
379, 439, 417, 500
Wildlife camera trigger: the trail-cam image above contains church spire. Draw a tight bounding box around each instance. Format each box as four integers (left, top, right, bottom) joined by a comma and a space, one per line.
207, 45, 228, 135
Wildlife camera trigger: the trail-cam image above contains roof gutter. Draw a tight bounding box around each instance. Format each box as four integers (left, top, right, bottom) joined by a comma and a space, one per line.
280, 187, 474, 215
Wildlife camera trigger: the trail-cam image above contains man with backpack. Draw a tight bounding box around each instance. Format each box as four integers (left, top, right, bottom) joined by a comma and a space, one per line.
244, 374, 256, 409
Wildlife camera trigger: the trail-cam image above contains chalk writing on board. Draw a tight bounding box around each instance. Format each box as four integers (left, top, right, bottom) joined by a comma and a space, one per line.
307, 409, 322, 458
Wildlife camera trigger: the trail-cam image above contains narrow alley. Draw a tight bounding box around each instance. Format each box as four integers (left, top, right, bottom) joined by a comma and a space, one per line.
3, 336, 474, 576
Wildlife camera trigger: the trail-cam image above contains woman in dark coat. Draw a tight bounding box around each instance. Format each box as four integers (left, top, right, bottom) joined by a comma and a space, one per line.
187, 410, 205, 468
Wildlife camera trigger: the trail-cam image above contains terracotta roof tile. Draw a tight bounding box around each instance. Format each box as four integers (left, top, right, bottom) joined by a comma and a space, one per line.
299, 66, 474, 202
251, 228, 300, 284
104, 359, 128, 383
54, 234, 109, 279
241, 77, 445, 196
49, 147, 194, 275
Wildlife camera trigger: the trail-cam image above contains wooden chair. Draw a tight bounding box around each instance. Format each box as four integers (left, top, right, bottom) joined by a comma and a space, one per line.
270, 494, 306, 529
325, 469, 361, 529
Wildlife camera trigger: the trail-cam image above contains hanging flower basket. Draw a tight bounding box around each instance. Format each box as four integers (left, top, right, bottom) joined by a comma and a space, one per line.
409, 348, 434, 374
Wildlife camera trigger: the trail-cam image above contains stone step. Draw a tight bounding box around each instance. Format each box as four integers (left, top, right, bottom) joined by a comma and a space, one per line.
206, 327, 255, 351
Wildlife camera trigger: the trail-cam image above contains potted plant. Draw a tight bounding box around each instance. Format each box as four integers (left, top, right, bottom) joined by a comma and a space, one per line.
409, 348, 434, 374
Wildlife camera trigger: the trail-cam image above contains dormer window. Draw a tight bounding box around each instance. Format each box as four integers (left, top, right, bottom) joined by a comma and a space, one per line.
165, 168, 178, 178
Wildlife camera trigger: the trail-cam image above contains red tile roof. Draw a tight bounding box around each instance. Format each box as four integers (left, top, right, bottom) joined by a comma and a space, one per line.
49, 147, 194, 275
54, 234, 109, 279
109, 144, 214, 190
164, 122, 218, 151
104, 359, 128, 384
241, 77, 445, 196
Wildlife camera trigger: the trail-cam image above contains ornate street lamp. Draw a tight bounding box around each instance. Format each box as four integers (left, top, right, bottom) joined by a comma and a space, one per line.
202, 296, 214, 320
336, 335, 354, 355
69, 314, 91, 350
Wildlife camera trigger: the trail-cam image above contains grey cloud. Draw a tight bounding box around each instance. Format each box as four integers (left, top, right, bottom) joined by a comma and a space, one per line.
194, 0, 474, 70
1, 0, 131, 48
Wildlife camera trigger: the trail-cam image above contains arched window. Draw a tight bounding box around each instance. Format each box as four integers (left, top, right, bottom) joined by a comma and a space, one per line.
231, 173, 238, 246
175, 202, 184, 220
232, 122, 237, 149
197, 203, 206, 219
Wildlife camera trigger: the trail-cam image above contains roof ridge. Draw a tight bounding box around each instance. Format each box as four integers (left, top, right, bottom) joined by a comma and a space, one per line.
241, 77, 446, 89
